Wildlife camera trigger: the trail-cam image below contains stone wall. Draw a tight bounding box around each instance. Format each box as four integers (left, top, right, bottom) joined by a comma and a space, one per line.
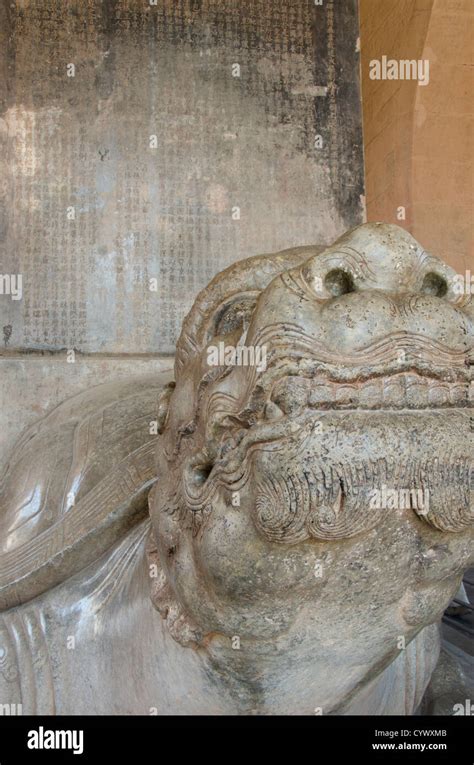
0, 0, 365, 464
359, 0, 472, 275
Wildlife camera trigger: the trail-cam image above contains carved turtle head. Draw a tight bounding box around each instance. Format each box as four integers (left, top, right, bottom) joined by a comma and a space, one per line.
149, 223, 473, 711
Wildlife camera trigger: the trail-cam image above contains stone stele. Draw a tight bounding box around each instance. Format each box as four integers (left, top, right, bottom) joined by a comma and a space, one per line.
0, 223, 472, 715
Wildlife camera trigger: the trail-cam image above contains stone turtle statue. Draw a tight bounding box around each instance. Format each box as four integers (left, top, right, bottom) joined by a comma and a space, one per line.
0, 223, 472, 714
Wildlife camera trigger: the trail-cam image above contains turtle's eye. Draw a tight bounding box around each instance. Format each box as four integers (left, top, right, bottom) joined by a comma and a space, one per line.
324, 269, 355, 297
421, 272, 448, 298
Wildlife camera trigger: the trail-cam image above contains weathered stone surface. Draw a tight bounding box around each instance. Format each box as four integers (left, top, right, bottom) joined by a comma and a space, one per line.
0, 355, 173, 470
0, 0, 364, 355
0, 223, 472, 714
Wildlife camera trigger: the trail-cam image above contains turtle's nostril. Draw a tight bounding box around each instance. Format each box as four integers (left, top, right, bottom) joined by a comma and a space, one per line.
421, 272, 448, 298
324, 269, 355, 297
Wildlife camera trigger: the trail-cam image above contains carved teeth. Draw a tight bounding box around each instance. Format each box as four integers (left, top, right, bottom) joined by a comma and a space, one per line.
271, 378, 310, 415
309, 384, 333, 407
450, 384, 468, 406
359, 379, 382, 408
405, 376, 428, 408
383, 377, 406, 406
428, 383, 450, 407
308, 374, 468, 411
265, 373, 469, 415
335, 385, 358, 408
